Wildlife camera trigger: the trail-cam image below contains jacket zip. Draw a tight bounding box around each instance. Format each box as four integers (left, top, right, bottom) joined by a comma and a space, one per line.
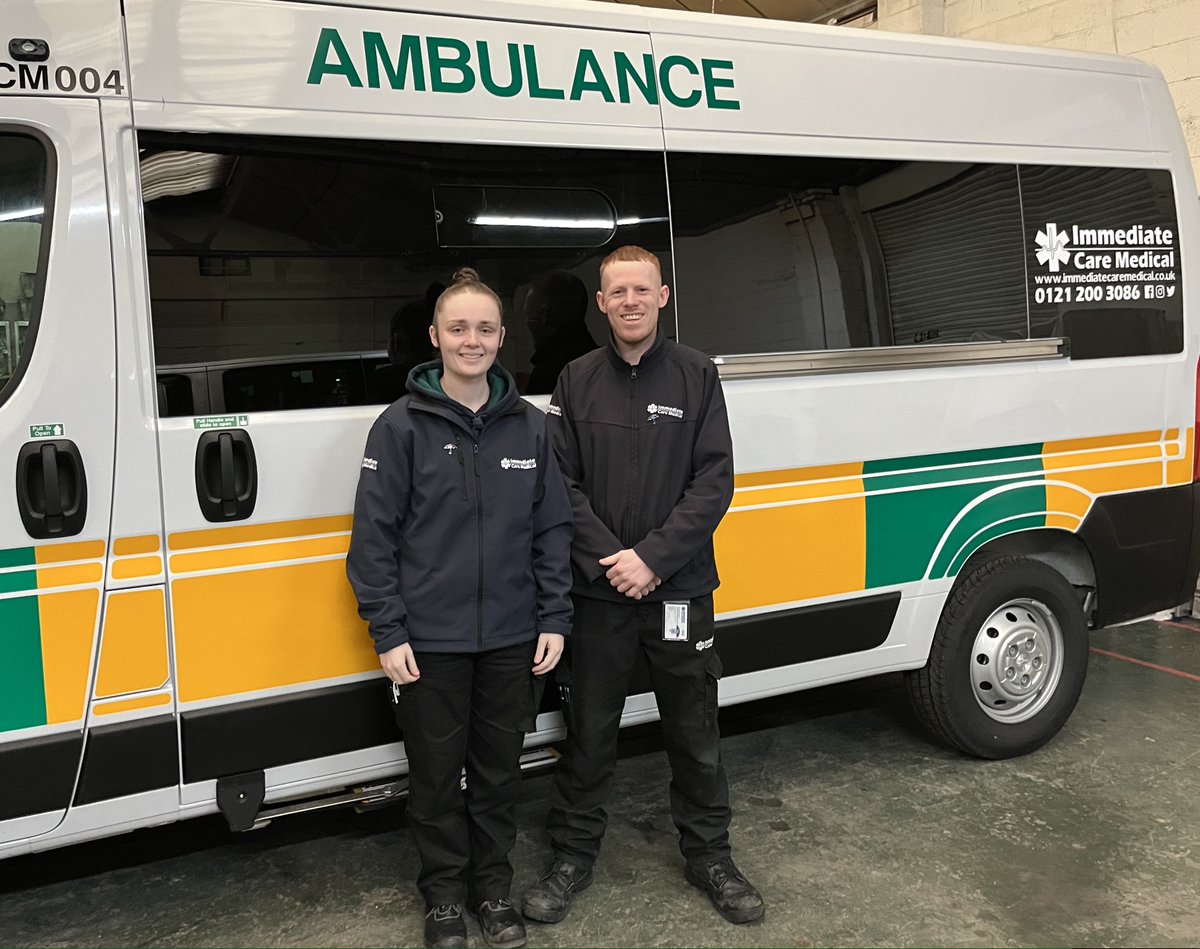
624, 365, 639, 546
454, 430, 467, 500
472, 439, 484, 649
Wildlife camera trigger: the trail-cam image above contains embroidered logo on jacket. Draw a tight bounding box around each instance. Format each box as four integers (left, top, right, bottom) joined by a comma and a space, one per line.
443, 443, 457, 455
547, 403, 562, 416
695, 637, 714, 652
646, 402, 684, 422
361, 457, 378, 471
501, 458, 537, 470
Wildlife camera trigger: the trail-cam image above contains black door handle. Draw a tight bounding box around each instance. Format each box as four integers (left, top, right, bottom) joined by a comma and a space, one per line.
16, 439, 88, 539
195, 429, 257, 522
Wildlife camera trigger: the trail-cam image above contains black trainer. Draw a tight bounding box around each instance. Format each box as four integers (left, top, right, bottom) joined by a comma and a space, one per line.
684, 856, 765, 924
423, 903, 467, 948
471, 898, 527, 948
520, 860, 594, 923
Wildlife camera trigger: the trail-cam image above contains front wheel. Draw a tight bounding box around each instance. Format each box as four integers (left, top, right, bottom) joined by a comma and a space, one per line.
906, 556, 1089, 759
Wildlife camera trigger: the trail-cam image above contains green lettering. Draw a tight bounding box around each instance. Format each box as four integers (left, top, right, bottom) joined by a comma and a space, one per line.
426, 36, 475, 93
523, 44, 565, 100
614, 51, 657, 105
702, 58, 739, 110
364, 32, 425, 90
307, 28, 362, 87
658, 55, 700, 108
569, 49, 615, 102
477, 40, 523, 97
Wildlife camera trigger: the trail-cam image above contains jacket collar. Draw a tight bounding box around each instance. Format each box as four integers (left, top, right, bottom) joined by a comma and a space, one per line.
606, 327, 668, 372
405, 360, 524, 431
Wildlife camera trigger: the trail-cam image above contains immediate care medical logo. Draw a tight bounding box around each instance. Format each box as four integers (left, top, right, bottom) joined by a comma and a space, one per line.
306, 28, 740, 109
1035, 223, 1071, 272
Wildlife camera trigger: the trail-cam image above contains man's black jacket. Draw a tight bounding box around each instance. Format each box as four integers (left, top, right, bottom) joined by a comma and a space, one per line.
548, 331, 734, 602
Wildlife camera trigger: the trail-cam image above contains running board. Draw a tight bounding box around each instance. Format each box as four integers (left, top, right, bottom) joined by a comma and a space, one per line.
247, 746, 560, 830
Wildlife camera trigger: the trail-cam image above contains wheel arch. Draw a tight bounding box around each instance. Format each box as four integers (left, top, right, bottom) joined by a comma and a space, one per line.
956, 528, 1097, 601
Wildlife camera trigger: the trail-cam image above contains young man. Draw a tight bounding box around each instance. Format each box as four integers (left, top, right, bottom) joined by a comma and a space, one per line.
522, 247, 765, 926
348, 269, 573, 949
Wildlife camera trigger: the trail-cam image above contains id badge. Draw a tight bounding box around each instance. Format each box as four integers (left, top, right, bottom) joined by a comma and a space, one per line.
663, 601, 689, 642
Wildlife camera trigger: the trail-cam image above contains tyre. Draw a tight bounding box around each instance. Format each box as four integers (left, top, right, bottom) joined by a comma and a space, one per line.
905, 555, 1089, 759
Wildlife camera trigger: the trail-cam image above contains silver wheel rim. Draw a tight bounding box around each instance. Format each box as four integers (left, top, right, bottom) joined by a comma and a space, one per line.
970, 597, 1064, 724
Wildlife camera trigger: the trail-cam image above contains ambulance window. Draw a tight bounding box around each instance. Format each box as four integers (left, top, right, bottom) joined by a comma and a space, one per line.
139, 133, 670, 409
1019, 165, 1183, 358
0, 132, 50, 404
667, 153, 1028, 356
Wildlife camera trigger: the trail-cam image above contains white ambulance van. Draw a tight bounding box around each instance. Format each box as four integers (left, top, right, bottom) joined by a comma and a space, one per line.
1, 0, 1197, 857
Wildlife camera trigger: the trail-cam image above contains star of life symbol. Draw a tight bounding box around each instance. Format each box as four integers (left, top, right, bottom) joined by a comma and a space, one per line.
1035, 223, 1071, 272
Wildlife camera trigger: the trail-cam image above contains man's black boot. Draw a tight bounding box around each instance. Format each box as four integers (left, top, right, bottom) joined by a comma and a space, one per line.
685, 856, 765, 924
423, 903, 467, 948
520, 860, 594, 923
472, 898, 527, 948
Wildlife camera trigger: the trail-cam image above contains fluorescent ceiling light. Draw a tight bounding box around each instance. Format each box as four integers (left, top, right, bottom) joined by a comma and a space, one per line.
0, 206, 43, 223
468, 214, 667, 228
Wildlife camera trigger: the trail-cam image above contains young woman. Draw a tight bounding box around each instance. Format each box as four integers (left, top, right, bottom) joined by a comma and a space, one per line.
347, 268, 573, 949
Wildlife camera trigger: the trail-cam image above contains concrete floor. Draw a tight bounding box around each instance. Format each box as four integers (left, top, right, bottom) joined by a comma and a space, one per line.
3, 618, 1200, 948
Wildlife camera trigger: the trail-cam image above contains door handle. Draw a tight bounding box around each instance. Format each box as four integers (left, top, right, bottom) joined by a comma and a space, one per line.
195, 429, 257, 522
16, 439, 88, 539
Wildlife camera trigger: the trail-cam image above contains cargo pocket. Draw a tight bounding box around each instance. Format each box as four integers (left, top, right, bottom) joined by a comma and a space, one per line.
703, 649, 723, 732
388, 678, 415, 732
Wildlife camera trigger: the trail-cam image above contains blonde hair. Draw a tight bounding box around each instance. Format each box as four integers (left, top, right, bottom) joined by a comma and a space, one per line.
433, 267, 503, 323
598, 246, 662, 281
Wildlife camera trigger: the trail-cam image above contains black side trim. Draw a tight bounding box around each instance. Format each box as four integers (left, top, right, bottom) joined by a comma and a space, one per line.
1079, 483, 1196, 626
181, 680, 397, 783
623, 591, 901, 696
73, 716, 178, 806
0, 730, 81, 821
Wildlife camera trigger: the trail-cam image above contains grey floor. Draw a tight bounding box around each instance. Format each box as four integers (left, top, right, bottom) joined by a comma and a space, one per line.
3, 618, 1200, 948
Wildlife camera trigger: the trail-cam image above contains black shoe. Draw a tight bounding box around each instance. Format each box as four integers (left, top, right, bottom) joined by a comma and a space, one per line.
520, 860, 594, 923
685, 857, 765, 924
472, 898, 527, 948
423, 903, 467, 948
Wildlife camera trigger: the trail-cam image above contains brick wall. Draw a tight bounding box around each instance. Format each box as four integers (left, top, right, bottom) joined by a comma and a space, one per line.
873, 0, 1200, 188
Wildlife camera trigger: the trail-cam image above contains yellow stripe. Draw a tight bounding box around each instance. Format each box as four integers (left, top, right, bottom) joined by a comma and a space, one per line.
170, 535, 350, 575
1166, 428, 1193, 486
35, 540, 106, 565
37, 562, 103, 590
173, 560, 376, 702
715, 478, 867, 614
1043, 429, 1162, 455
734, 462, 862, 490
93, 694, 172, 717
96, 589, 170, 698
39, 589, 99, 725
168, 515, 352, 552
111, 555, 165, 581
113, 534, 161, 556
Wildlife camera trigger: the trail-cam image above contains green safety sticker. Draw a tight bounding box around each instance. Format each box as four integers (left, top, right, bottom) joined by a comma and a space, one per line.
29, 424, 64, 438
193, 415, 249, 430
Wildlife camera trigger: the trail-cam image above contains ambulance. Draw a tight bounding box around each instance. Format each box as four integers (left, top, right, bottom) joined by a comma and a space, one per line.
1, 0, 1197, 857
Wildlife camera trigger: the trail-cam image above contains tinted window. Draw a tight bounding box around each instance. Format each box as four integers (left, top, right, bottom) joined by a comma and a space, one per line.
1020, 165, 1182, 358
667, 153, 1182, 360
141, 133, 671, 407
0, 132, 50, 402
667, 153, 1026, 355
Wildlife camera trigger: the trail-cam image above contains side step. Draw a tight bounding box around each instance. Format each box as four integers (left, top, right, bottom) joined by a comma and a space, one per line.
217, 747, 560, 832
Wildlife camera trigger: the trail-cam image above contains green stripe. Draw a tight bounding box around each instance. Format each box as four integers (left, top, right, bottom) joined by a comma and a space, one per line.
865, 443, 1044, 587
0, 569, 39, 595
0, 546, 36, 569
945, 513, 1048, 577
0, 595, 47, 732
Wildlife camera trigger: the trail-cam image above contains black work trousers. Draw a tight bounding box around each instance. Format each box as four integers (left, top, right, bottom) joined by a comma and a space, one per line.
547, 594, 730, 869
394, 640, 534, 906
